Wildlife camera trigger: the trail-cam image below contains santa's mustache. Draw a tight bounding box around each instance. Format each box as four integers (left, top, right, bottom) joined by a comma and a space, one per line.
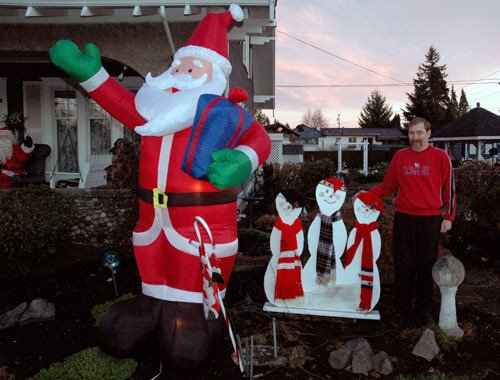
145, 69, 208, 91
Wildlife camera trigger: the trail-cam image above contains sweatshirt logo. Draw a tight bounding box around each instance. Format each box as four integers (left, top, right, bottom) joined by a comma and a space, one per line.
403, 162, 429, 176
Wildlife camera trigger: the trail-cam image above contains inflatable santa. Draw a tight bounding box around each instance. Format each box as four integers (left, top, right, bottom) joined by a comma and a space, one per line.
0, 112, 34, 189
50, 4, 270, 369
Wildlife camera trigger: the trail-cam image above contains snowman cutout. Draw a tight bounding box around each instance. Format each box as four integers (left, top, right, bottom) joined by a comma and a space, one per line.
343, 191, 384, 312
302, 178, 347, 292
264, 189, 305, 304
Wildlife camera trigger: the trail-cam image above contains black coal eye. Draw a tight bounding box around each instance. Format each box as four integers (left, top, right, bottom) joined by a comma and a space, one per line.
188, 69, 193, 73
175, 69, 179, 72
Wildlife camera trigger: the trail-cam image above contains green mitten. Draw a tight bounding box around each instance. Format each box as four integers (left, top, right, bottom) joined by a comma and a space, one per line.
208, 149, 252, 190
49, 40, 102, 83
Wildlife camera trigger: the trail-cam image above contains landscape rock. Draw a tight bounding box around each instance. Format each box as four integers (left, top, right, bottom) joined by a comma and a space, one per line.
371, 351, 393, 375
0, 302, 28, 330
352, 349, 373, 375
328, 338, 365, 369
353, 338, 374, 358
18, 298, 55, 325
412, 328, 440, 361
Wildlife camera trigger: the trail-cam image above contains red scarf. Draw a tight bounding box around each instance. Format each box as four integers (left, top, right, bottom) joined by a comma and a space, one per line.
273, 216, 304, 300
344, 221, 378, 311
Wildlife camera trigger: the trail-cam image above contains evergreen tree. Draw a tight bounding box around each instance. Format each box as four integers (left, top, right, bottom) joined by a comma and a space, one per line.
404, 46, 450, 130
458, 89, 470, 117
445, 85, 459, 122
390, 113, 402, 129
301, 108, 329, 129
358, 89, 394, 128
254, 108, 270, 126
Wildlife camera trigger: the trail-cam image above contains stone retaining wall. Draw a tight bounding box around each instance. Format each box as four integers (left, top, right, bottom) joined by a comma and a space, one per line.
60, 188, 137, 248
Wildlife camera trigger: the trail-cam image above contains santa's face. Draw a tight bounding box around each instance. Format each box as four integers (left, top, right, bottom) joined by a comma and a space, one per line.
353, 198, 380, 224
315, 182, 346, 216
134, 56, 227, 136
0, 129, 15, 164
276, 193, 302, 225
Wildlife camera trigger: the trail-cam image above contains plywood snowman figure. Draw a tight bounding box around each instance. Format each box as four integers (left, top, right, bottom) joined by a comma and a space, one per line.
264, 189, 305, 305
343, 191, 384, 312
302, 178, 347, 292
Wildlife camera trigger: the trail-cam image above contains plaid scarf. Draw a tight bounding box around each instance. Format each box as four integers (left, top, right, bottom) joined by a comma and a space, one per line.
344, 221, 378, 311
316, 211, 341, 285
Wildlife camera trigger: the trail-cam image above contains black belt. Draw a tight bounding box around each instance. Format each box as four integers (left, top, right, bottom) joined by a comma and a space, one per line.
138, 187, 238, 208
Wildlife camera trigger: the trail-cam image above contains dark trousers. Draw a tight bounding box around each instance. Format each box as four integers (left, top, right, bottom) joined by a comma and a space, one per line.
392, 212, 442, 316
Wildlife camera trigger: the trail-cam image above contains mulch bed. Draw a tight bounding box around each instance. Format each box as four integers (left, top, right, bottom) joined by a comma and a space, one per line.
1, 218, 499, 379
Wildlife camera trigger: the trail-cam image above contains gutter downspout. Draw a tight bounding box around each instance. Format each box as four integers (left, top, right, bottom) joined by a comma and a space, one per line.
159, 6, 176, 58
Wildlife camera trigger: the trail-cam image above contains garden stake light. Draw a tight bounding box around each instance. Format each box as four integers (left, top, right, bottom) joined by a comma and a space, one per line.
102, 250, 121, 296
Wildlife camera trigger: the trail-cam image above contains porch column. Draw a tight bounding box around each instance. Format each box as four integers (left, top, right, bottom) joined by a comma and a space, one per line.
477, 141, 483, 161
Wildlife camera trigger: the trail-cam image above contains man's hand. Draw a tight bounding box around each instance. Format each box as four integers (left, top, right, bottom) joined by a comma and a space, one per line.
208, 149, 252, 190
49, 40, 102, 83
441, 219, 452, 233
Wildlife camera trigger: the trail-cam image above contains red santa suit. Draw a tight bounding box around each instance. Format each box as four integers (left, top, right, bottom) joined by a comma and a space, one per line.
81, 75, 269, 302
0, 128, 34, 189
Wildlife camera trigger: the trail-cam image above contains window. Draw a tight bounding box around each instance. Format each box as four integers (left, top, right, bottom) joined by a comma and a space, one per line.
88, 99, 111, 155
54, 90, 78, 172
349, 137, 356, 143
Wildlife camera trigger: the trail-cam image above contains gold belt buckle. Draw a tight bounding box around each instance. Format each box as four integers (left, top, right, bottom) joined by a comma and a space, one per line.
153, 188, 168, 209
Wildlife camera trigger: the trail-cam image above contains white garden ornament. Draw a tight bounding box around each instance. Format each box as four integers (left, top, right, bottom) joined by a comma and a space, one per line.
264, 181, 383, 320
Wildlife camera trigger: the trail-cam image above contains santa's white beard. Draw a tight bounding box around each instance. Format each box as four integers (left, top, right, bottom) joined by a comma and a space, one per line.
134, 65, 227, 137
0, 130, 15, 164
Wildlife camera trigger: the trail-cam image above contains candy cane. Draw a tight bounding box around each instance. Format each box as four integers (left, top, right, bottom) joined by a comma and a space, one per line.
193, 216, 244, 372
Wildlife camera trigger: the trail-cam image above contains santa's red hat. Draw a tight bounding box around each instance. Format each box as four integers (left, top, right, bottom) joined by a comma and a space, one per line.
174, 4, 244, 77
356, 191, 384, 211
320, 178, 346, 192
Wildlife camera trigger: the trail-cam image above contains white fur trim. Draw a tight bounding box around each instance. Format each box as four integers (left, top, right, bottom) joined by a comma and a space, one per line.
174, 45, 231, 77
235, 145, 258, 173
21, 143, 35, 154
80, 67, 109, 92
229, 4, 244, 22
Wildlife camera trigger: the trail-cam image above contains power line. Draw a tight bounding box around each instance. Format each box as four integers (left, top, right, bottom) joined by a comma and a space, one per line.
462, 70, 500, 88
277, 29, 410, 85
276, 81, 498, 88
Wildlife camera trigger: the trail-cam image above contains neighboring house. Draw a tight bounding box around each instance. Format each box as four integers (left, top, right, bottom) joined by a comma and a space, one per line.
430, 105, 500, 161
294, 124, 323, 151
0, 0, 276, 187
292, 124, 405, 152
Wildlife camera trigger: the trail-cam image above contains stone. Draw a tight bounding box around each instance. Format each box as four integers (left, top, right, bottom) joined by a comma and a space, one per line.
0, 302, 28, 330
353, 338, 374, 358
412, 328, 440, 361
432, 256, 465, 338
352, 350, 373, 375
371, 351, 393, 375
19, 298, 55, 325
328, 338, 364, 369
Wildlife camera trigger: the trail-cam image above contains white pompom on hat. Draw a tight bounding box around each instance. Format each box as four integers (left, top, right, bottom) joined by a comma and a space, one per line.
174, 4, 244, 77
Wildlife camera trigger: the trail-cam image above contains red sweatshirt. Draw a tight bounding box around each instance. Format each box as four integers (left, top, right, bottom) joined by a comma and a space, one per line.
371, 146, 456, 221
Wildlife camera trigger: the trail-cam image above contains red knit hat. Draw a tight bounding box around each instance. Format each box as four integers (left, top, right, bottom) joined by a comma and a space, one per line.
320, 178, 346, 192
357, 191, 384, 211
174, 4, 244, 77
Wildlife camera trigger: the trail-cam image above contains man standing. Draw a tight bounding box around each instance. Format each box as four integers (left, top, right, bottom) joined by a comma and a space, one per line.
368, 117, 455, 324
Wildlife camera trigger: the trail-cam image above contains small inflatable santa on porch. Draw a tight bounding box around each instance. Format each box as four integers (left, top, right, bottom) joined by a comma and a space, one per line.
0, 112, 34, 189
50, 3, 270, 370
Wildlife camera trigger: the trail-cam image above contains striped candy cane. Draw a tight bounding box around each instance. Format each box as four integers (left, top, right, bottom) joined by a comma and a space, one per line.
193, 216, 244, 372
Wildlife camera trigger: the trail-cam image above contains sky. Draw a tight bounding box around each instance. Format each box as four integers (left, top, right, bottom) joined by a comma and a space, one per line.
264, 0, 500, 128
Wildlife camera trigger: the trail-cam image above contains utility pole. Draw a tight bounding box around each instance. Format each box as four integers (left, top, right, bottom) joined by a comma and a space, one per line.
337, 114, 341, 128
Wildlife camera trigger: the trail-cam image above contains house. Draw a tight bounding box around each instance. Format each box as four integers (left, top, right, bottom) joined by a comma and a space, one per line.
430, 105, 500, 161
0, 0, 276, 187
292, 124, 405, 151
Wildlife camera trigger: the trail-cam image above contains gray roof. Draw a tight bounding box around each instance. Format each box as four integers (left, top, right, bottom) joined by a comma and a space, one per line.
321, 127, 404, 139
432, 107, 500, 138
295, 124, 323, 139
